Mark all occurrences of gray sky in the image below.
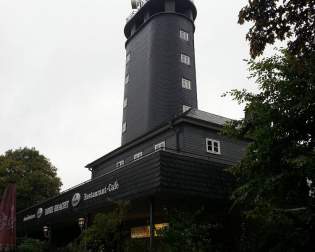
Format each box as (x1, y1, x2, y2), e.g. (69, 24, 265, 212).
(0, 0, 256, 190)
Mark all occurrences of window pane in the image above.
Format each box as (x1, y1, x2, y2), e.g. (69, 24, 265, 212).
(181, 54, 191, 66)
(206, 139, 221, 154)
(122, 122, 127, 133)
(182, 78, 191, 89)
(134, 152, 143, 160)
(183, 105, 191, 113)
(116, 160, 124, 168)
(207, 140, 213, 152)
(123, 98, 128, 108)
(125, 74, 129, 85)
(155, 141, 165, 151)
(180, 30, 189, 41)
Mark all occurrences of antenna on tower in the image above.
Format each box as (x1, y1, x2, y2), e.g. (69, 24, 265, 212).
(131, 0, 139, 9)
(131, 0, 147, 9)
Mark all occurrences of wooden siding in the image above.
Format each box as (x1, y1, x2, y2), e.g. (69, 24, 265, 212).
(181, 124, 248, 164)
(92, 129, 177, 178)
(18, 150, 234, 235)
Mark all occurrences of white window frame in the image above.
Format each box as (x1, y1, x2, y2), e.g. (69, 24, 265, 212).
(134, 152, 143, 160)
(206, 138, 221, 155)
(123, 98, 128, 108)
(182, 78, 191, 90)
(122, 122, 127, 133)
(182, 105, 191, 113)
(180, 30, 189, 41)
(154, 141, 166, 151)
(125, 74, 129, 85)
(181, 54, 191, 66)
(116, 160, 125, 168)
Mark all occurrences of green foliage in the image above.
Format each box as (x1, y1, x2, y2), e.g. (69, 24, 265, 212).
(224, 50, 315, 251)
(57, 241, 88, 252)
(239, 0, 315, 58)
(226, 1, 315, 249)
(0, 147, 62, 211)
(17, 238, 47, 252)
(159, 209, 233, 252)
(80, 202, 129, 252)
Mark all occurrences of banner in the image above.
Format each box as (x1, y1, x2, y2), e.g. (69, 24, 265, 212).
(0, 184, 16, 251)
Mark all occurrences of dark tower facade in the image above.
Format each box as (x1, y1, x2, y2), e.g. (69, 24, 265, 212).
(122, 0, 198, 145)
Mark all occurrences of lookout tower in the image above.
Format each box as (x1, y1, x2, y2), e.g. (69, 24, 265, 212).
(122, 0, 198, 145)
(17, 2, 250, 249)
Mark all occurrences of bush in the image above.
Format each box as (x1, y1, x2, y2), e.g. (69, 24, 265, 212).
(17, 238, 47, 252)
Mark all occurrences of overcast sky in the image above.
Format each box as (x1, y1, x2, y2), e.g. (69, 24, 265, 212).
(0, 0, 256, 190)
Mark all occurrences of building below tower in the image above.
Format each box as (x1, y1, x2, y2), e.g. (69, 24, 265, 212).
(17, 109, 248, 248)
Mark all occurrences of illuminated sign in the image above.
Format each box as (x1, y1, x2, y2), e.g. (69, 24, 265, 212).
(131, 223, 169, 239)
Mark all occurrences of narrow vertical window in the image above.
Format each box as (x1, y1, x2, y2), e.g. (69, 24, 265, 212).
(182, 78, 191, 90)
(125, 74, 129, 85)
(181, 54, 191, 66)
(206, 138, 221, 155)
(126, 53, 131, 63)
(180, 30, 189, 41)
(182, 105, 191, 113)
(123, 98, 128, 108)
(122, 122, 127, 133)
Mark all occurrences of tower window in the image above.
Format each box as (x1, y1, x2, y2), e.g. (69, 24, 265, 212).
(125, 74, 129, 85)
(126, 53, 131, 63)
(182, 105, 191, 113)
(123, 98, 128, 108)
(182, 78, 191, 90)
(180, 30, 189, 41)
(134, 152, 143, 160)
(116, 160, 125, 168)
(154, 141, 166, 151)
(181, 54, 191, 66)
(206, 139, 221, 155)
(122, 122, 127, 133)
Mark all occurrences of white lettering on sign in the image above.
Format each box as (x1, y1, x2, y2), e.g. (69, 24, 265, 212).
(23, 214, 36, 222)
(84, 180, 119, 201)
(44, 201, 69, 216)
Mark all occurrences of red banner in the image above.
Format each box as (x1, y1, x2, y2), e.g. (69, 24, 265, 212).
(0, 184, 16, 251)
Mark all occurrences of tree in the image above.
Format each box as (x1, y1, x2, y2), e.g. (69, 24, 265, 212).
(224, 50, 315, 251)
(158, 207, 241, 252)
(222, 1, 315, 250)
(17, 238, 48, 252)
(239, 0, 315, 58)
(0, 147, 62, 211)
(80, 202, 129, 252)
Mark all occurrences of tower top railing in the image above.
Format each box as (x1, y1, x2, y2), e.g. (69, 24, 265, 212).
(126, 0, 195, 23)
(126, 0, 149, 22)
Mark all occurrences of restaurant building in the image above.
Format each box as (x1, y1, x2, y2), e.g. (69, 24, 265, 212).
(17, 0, 248, 248)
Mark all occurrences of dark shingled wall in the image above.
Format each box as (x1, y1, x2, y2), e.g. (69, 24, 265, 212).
(122, 12, 198, 145)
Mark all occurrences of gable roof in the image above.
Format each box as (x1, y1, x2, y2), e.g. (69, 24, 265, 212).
(184, 109, 232, 126)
